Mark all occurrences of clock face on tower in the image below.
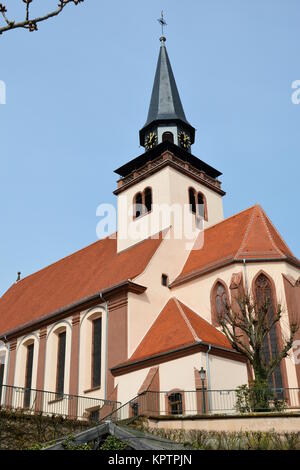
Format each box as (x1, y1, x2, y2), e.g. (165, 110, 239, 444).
(145, 132, 157, 150)
(178, 131, 191, 150)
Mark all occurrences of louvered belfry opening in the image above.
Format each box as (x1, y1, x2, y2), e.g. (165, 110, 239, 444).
(255, 273, 283, 393)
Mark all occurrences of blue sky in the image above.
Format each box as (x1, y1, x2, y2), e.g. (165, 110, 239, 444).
(0, 0, 299, 296)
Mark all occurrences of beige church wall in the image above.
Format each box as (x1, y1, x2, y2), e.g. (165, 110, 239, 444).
(117, 166, 172, 252)
(43, 318, 72, 395)
(171, 263, 242, 324)
(117, 165, 224, 253)
(115, 367, 151, 406)
(209, 355, 248, 391)
(115, 352, 248, 411)
(128, 227, 196, 357)
(167, 166, 224, 229)
(78, 306, 106, 400)
(14, 332, 39, 392)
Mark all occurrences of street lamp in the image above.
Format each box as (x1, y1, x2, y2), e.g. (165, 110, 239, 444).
(199, 367, 206, 414)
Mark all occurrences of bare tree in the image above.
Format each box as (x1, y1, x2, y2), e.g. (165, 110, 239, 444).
(0, 0, 84, 36)
(219, 294, 298, 386)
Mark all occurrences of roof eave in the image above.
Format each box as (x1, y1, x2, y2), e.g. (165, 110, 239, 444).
(0, 280, 147, 342)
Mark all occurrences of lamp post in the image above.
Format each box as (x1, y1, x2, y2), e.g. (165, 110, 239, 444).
(199, 367, 206, 414)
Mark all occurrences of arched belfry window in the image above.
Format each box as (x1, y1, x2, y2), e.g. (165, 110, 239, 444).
(188, 188, 208, 221)
(162, 131, 174, 143)
(189, 188, 196, 214)
(254, 273, 283, 391)
(133, 188, 153, 219)
(211, 281, 229, 326)
(144, 187, 152, 213)
(133, 192, 143, 219)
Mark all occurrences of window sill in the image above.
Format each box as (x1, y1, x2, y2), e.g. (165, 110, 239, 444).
(83, 386, 101, 394)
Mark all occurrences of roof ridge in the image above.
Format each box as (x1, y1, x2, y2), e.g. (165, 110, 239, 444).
(173, 297, 201, 342)
(234, 205, 258, 259)
(256, 206, 285, 257)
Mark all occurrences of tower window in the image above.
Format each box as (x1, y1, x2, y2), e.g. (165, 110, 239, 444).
(162, 131, 174, 143)
(144, 187, 152, 213)
(133, 192, 143, 219)
(161, 274, 169, 287)
(189, 188, 208, 221)
(133, 188, 153, 219)
(189, 188, 196, 214)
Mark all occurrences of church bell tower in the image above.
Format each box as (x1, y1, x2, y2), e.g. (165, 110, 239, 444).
(115, 20, 225, 253)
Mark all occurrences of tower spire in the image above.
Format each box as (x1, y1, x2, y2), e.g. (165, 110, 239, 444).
(139, 16, 195, 151)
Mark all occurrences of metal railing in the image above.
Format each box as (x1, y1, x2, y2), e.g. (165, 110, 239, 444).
(100, 388, 300, 423)
(0, 384, 120, 421)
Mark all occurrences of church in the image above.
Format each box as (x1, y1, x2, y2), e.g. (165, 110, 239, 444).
(0, 33, 299, 420)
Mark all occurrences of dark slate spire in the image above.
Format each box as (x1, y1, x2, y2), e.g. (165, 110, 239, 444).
(139, 37, 195, 149)
(144, 37, 189, 126)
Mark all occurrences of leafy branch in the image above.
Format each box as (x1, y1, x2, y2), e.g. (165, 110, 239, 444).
(0, 0, 84, 35)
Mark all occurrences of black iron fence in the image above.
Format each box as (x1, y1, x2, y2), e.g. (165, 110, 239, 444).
(0, 384, 120, 421)
(102, 388, 300, 422)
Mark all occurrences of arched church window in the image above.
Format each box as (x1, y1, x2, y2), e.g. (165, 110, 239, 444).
(254, 273, 283, 392)
(189, 188, 196, 214)
(24, 342, 34, 408)
(144, 187, 152, 214)
(211, 281, 229, 326)
(162, 131, 174, 143)
(56, 330, 66, 397)
(0, 356, 4, 404)
(216, 283, 229, 322)
(133, 192, 143, 219)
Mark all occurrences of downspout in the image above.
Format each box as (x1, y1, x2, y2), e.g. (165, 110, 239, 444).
(100, 293, 109, 400)
(206, 344, 212, 411)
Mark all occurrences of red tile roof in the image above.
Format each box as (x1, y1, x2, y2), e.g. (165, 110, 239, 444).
(128, 297, 232, 364)
(0, 234, 163, 336)
(173, 205, 299, 286)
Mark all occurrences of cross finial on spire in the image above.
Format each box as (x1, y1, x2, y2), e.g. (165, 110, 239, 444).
(157, 11, 167, 42)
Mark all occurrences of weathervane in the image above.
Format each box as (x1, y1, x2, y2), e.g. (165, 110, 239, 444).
(157, 11, 167, 41)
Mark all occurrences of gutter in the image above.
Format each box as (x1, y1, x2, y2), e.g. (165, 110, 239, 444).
(111, 341, 247, 376)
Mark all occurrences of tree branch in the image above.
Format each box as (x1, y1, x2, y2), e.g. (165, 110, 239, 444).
(0, 0, 84, 35)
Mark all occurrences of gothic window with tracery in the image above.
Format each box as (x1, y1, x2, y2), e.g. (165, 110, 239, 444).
(255, 273, 283, 392)
(211, 281, 229, 326)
